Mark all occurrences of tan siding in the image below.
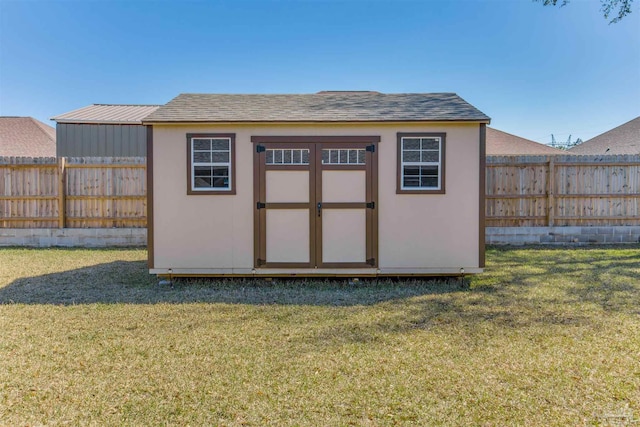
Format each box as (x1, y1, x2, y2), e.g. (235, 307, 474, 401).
(152, 123, 481, 272)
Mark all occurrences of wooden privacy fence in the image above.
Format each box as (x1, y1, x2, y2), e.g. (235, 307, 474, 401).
(2, 154, 639, 229)
(486, 154, 640, 227)
(0, 157, 146, 228)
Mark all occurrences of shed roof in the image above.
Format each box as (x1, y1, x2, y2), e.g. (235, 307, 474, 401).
(52, 104, 160, 124)
(0, 117, 56, 157)
(486, 127, 564, 155)
(568, 116, 640, 155)
(143, 92, 490, 123)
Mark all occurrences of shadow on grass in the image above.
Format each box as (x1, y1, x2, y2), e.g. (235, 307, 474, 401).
(471, 245, 640, 317)
(1, 245, 638, 338)
(0, 260, 468, 306)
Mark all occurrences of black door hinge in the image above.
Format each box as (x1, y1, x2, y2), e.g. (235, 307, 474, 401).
(257, 202, 266, 209)
(365, 144, 375, 153)
(256, 145, 266, 153)
(256, 258, 265, 267)
(366, 258, 376, 266)
(366, 202, 375, 209)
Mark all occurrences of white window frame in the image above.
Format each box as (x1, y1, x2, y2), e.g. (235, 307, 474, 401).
(397, 133, 446, 194)
(187, 134, 236, 195)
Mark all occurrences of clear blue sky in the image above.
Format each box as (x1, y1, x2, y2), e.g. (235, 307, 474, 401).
(1, 0, 638, 143)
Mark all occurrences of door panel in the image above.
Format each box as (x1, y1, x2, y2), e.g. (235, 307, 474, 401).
(321, 170, 366, 203)
(266, 170, 309, 203)
(316, 142, 375, 268)
(266, 210, 310, 263)
(255, 142, 315, 268)
(321, 209, 366, 263)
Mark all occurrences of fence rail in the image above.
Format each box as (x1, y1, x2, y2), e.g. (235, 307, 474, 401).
(0, 157, 146, 228)
(486, 154, 640, 227)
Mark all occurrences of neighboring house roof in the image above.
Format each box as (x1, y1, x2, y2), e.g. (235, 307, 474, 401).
(0, 117, 56, 157)
(143, 92, 491, 123)
(51, 104, 160, 124)
(568, 116, 640, 155)
(486, 127, 564, 155)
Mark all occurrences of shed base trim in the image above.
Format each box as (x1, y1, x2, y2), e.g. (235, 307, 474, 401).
(150, 267, 482, 277)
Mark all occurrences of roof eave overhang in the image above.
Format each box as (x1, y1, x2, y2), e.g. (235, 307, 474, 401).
(141, 118, 491, 125)
(52, 119, 145, 125)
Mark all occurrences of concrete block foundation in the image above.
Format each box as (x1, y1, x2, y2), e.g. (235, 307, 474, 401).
(1, 227, 638, 248)
(0, 228, 147, 247)
(486, 226, 640, 246)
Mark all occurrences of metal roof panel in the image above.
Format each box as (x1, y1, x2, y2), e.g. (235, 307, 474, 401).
(52, 104, 160, 124)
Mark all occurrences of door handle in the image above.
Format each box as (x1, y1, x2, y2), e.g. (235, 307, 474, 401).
(317, 202, 322, 217)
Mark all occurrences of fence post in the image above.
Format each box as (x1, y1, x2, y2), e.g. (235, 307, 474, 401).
(58, 157, 66, 228)
(547, 157, 555, 227)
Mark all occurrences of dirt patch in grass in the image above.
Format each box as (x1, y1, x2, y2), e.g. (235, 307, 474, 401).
(0, 246, 639, 425)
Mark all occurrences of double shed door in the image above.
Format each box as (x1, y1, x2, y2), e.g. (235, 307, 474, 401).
(253, 138, 378, 269)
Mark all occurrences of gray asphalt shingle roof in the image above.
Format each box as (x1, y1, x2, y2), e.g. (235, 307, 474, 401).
(143, 92, 490, 123)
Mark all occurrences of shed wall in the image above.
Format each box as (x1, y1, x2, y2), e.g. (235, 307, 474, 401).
(56, 123, 148, 157)
(151, 123, 481, 273)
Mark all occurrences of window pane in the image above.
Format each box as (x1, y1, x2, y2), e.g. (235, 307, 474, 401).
(422, 151, 439, 162)
(421, 177, 438, 188)
(403, 150, 421, 162)
(193, 151, 211, 163)
(320, 150, 329, 163)
(194, 166, 212, 177)
(266, 150, 274, 164)
(339, 151, 348, 164)
(211, 139, 229, 150)
(404, 166, 420, 176)
(274, 150, 283, 163)
(422, 165, 439, 176)
(403, 138, 420, 150)
(211, 152, 229, 162)
(194, 177, 212, 188)
(302, 150, 309, 164)
(293, 150, 301, 163)
(403, 177, 420, 187)
(212, 166, 229, 177)
(358, 150, 365, 164)
(422, 138, 439, 150)
(348, 150, 358, 163)
(193, 139, 210, 150)
(330, 150, 338, 164)
(213, 177, 229, 188)
(284, 150, 292, 163)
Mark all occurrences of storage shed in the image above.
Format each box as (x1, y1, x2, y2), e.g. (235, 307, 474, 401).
(143, 92, 490, 277)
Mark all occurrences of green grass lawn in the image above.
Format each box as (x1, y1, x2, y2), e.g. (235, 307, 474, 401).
(0, 246, 638, 426)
